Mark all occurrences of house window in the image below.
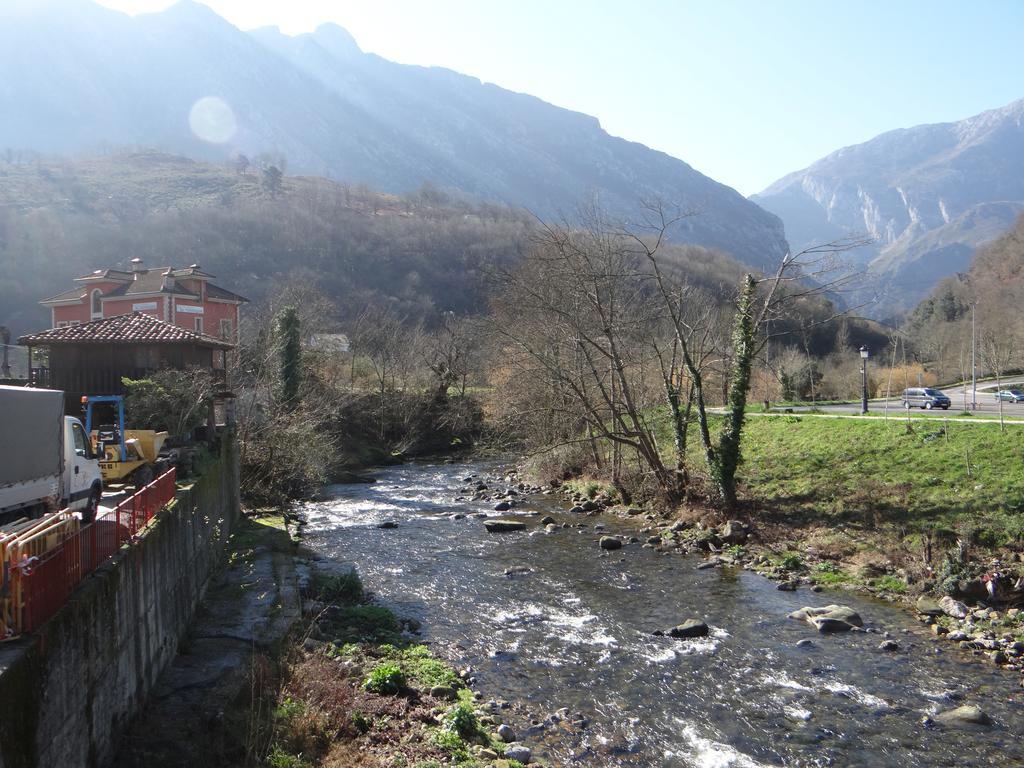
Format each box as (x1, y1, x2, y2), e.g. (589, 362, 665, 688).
(56, 321, 69, 328)
(90, 289, 103, 319)
(219, 318, 233, 341)
(194, 317, 203, 334)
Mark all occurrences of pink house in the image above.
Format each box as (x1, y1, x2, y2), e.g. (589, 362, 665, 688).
(40, 259, 247, 343)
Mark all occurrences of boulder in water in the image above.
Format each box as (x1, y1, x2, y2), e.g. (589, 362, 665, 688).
(668, 619, 709, 638)
(789, 604, 863, 631)
(915, 596, 944, 616)
(934, 704, 992, 728)
(494, 501, 512, 511)
(485, 520, 526, 533)
(540, 515, 556, 525)
(377, 520, 399, 529)
(599, 536, 622, 550)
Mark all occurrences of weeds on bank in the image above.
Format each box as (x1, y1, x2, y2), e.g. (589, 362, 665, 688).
(265, 568, 527, 768)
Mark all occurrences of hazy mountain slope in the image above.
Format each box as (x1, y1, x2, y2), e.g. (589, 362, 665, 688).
(753, 98, 1024, 315)
(0, 0, 788, 269)
(0, 152, 758, 338)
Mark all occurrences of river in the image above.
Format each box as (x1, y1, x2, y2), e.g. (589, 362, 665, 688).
(300, 461, 1024, 767)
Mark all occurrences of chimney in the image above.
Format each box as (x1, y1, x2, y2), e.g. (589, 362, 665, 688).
(130, 257, 144, 278)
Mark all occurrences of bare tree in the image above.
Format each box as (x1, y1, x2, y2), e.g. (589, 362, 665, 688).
(980, 329, 1017, 431)
(626, 201, 871, 507)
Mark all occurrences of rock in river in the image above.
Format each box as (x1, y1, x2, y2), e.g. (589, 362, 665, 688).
(939, 596, 970, 619)
(599, 536, 622, 550)
(504, 744, 532, 763)
(789, 604, 863, 632)
(377, 520, 399, 529)
(915, 596, 944, 616)
(719, 520, 748, 544)
(485, 521, 526, 533)
(934, 704, 992, 728)
(494, 501, 512, 511)
(668, 619, 709, 638)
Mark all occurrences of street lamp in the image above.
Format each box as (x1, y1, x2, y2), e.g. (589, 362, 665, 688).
(859, 346, 869, 414)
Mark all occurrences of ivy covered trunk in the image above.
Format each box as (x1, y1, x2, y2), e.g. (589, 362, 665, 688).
(711, 273, 757, 509)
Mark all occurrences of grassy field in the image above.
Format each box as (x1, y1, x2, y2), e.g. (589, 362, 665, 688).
(643, 410, 1024, 554)
(729, 414, 1024, 546)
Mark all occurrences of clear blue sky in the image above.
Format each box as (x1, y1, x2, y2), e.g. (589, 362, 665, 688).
(95, 0, 1024, 195)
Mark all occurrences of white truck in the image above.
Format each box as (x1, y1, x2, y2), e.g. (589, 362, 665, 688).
(0, 385, 103, 524)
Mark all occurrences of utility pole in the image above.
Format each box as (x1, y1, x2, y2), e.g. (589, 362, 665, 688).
(860, 346, 869, 414)
(971, 302, 977, 410)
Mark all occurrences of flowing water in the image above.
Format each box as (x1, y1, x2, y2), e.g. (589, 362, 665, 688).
(301, 461, 1024, 767)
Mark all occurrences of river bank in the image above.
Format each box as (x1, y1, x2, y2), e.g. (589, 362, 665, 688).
(526, 472, 1024, 689)
(297, 459, 1024, 767)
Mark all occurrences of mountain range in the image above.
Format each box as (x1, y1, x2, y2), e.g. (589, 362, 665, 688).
(0, 0, 788, 271)
(754, 98, 1024, 317)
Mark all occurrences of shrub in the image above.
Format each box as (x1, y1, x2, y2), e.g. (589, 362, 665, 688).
(430, 728, 471, 760)
(267, 746, 312, 768)
(444, 702, 480, 740)
(350, 711, 371, 733)
(315, 569, 364, 605)
(364, 663, 406, 694)
(122, 367, 214, 441)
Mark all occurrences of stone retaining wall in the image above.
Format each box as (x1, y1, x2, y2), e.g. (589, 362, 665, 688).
(0, 436, 240, 768)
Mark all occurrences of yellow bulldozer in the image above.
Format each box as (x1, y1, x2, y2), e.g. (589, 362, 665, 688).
(83, 395, 169, 487)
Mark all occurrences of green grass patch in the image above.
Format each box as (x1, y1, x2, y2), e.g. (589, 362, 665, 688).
(677, 412, 1024, 542)
(562, 477, 618, 502)
(378, 644, 462, 689)
(871, 575, 909, 594)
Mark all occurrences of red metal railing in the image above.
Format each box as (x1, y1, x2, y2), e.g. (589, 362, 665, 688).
(8, 468, 177, 636)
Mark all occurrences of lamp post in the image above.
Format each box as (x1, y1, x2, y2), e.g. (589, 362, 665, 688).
(860, 346, 869, 414)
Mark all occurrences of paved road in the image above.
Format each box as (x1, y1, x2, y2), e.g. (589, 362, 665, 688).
(783, 378, 1024, 417)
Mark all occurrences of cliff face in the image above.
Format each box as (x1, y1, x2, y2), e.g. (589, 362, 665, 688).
(754, 98, 1024, 315)
(0, 0, 788, 269)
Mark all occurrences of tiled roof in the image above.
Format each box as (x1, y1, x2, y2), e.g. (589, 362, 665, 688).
(19, 313, 234, 349)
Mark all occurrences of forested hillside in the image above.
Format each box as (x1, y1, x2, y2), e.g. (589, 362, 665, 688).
(0, 152, 756, 336)
(905, 213, 1024, 380)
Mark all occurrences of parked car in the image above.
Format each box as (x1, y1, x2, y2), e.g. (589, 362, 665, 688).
(994, 388, 1024, 403)
(901, 387, 951, 410)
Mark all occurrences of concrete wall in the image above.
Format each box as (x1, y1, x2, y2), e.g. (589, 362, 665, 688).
(0, 437, 240, 768)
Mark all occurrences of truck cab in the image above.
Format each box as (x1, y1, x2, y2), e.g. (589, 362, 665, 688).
(66, 415, 103, 521)
(0, 386, 103, 524)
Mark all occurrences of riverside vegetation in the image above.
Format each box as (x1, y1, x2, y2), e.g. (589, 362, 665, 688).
(264, 565, 538, 768)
